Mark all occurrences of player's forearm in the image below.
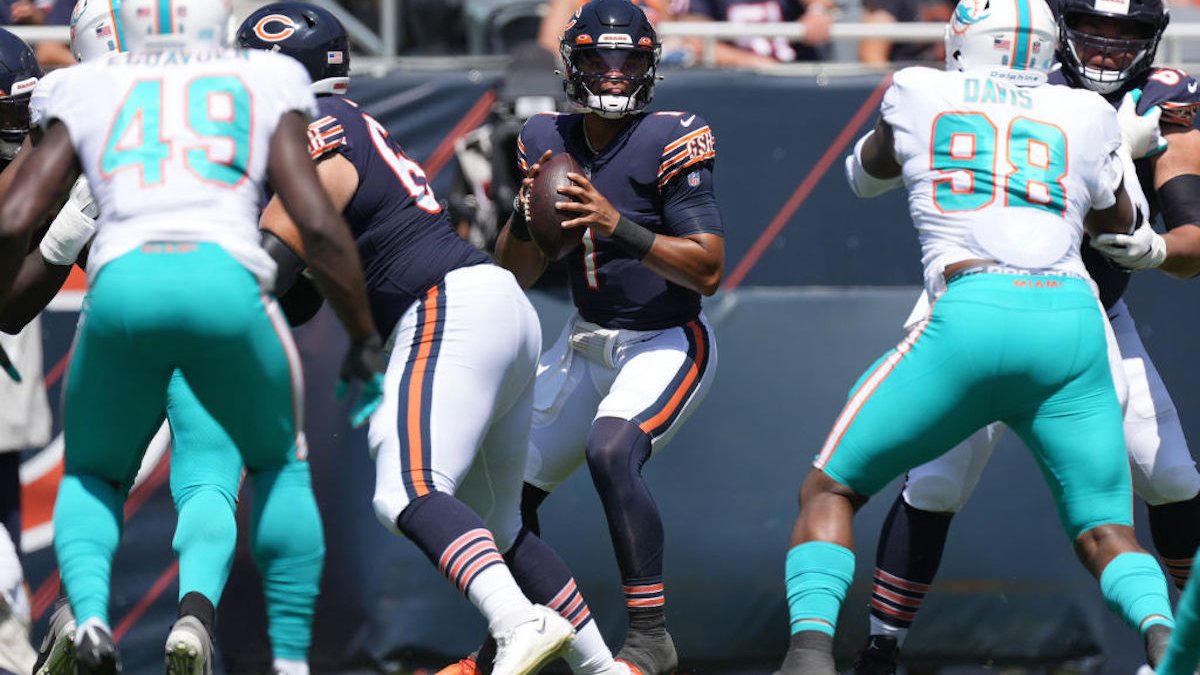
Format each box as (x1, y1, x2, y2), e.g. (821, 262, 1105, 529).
(642, 234, 724, 296)
(0, 251, 71, 334)
(495, 219, 547, 289)
(1158, 225, 1200, 278)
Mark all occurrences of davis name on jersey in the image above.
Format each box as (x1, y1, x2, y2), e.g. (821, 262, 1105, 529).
(307, 95, 488, 338)
(517, 110, 723, 331)
(882, 67, 1125, 297)
(31, 48, 316, 286)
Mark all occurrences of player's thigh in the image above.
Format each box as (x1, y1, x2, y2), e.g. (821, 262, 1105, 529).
(524, 319, 605, 492)
(815, 303, 994, 497)
(64, 264, 174, 486)
(598, 316, 717, 451)
(1111, 304, 1200, 505)
(902, 423, 1004, 513)
(178, 271, 303, 472)
(372, 268, 535, 529)
(165, 369, 242, 505)
(1008, 358, 1131, 540)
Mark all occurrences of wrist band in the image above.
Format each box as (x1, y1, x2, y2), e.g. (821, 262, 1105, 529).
(509, 195, 532, 242)
(612, 216, 655, 260)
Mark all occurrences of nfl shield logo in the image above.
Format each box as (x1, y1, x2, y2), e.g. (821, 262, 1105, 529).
(327, 51, 344, 64)
(687, 172, 700, 187)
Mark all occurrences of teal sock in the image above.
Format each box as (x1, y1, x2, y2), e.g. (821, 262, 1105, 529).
(251, 461, 325, 660)
(54, 475, 124, 625)
(785, 542, 855, 637)
(1099, 552, 1174, 635)
(1158, 553, 1200, 675)
(173, 486, 237, 606)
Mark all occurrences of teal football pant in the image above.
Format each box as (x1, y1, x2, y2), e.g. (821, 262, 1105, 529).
(55, 243, 322, 661)
(817, 273, 1131, 540)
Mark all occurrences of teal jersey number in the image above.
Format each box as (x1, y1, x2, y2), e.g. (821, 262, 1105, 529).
(102, 80, 170, 185)
(930, 112, 1067, 215)
(103, 76, 252, 187)
(932, 112, 996, 212)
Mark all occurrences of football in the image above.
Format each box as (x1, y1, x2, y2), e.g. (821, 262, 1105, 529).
(527, 152, 586, 261)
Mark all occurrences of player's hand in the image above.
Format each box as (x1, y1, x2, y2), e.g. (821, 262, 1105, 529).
(0, 342, 20, 383)
(518, 150, 553, 223)
(1090, 220, 1167, 270)
(337, 333, 386, 428)
(1118, 89, 1167, 160)
(40, 176, 98, 267)
(556, 172, 621, 236)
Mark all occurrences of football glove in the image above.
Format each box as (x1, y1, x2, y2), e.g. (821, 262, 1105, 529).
(337, 333, 386, 428)
(1118, 89, 1167, 160)
(40, 176, 98, 266)
(1090, 220, 1166, 270)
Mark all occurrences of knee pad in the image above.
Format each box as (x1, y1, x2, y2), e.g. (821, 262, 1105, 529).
(902, 474, 969, 513)
(585, 417, 652, 486)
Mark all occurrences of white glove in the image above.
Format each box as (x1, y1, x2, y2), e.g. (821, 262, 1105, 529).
(1090, 220, 1167, 270)
(1135, 665, 1154, 675)
(1118, 90, 1167, 160)
(40, 176, 98, 266)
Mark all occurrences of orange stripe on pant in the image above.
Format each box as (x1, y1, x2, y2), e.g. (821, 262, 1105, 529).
(406, 286, 441, 497)
(638, 321, 707, 436)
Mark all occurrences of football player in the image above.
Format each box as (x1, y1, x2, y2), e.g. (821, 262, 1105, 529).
(238, 4, 635, 675)
(779, 0, 1178, 671)
(0, 26, 43, 675)
(0, 0, 385, 672)
(1, 3, 330, 674)
(486, 1, 723, 673)
(852, 0, 1200, 669)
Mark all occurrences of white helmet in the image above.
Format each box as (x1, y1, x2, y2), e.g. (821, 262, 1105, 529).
(69, 0, 123, 63)
(944, 0, 1058, 85)
(118, 0, 231, 52)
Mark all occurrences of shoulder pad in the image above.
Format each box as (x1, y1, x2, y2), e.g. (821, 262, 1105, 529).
(1140, 68, 1200, 127)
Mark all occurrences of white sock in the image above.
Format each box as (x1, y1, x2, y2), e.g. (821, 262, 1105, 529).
(74, 618, 111, 647)
(465, 565, 534, 637)
(869, 615, 909, 647)
(562, 621, 616, 674)
(272, 658, 309, 675)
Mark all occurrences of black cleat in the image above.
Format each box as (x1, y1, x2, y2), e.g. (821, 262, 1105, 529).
(617, 629, 678, 675)
(1145, 623, 1171, 669)
(848, 635, 899, 675)
(775, 631, 836, 675)
(74, 620, 120, 675)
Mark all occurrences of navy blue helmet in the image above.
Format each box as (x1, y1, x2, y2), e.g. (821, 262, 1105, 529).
(235, 2, 350, 96)
(560, 0, 660, 118)
(0, 27, 41, 159)
(1056, 0, 1169, 94)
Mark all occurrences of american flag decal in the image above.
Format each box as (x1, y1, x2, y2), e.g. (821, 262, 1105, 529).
(993, 37, 1011, 49)
(327, 51, 344, 64)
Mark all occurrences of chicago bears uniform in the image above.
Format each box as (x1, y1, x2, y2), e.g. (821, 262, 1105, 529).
(239, 5, 642, 674)
(499, 3, 724, 672)
(853, 35, 1200, 675)
(780, 0, 1179, 670)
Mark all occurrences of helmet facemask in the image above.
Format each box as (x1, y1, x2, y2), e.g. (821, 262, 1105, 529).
(561, 42, 659, 118)
(0, 93, 31, 160)
(1061, 12, 1162, 94)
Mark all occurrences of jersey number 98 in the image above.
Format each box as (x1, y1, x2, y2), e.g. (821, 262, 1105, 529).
(102, 76, 251, 188)
(930, 112, 1067, 215)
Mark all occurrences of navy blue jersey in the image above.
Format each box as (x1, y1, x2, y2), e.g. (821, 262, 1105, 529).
(1049, 65, 1200, 309)
(309, 96, 488, 337)
(517, 111, 723, 330)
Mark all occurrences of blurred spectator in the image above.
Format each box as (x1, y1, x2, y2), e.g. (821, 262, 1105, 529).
(6, 0, 71, 67)
(675, 0, 835, 67)
(857, 0, 953, 65)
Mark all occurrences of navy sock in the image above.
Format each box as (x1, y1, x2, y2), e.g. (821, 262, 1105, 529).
(1149, 493, 1200, 589)
(869, 495, 954, 630)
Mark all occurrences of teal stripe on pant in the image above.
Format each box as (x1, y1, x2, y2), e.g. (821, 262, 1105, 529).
(818, 274, 1130, 540)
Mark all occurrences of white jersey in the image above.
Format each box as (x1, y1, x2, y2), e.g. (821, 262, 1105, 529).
(882, 67, 1126, 298)
(31, 48, 317, 286)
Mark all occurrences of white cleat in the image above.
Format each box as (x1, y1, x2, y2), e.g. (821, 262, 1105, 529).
(164, 616, 212, 675)
(32, 599, 75, 675)
(491, 605, 575, 675)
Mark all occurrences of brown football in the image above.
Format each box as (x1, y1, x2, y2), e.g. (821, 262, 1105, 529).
(527, 152, 586, 261)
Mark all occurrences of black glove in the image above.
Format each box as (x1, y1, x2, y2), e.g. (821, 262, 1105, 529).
(337, 334, 386, 428)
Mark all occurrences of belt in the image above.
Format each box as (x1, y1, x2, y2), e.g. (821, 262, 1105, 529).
(944, 262, 1085, 285)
